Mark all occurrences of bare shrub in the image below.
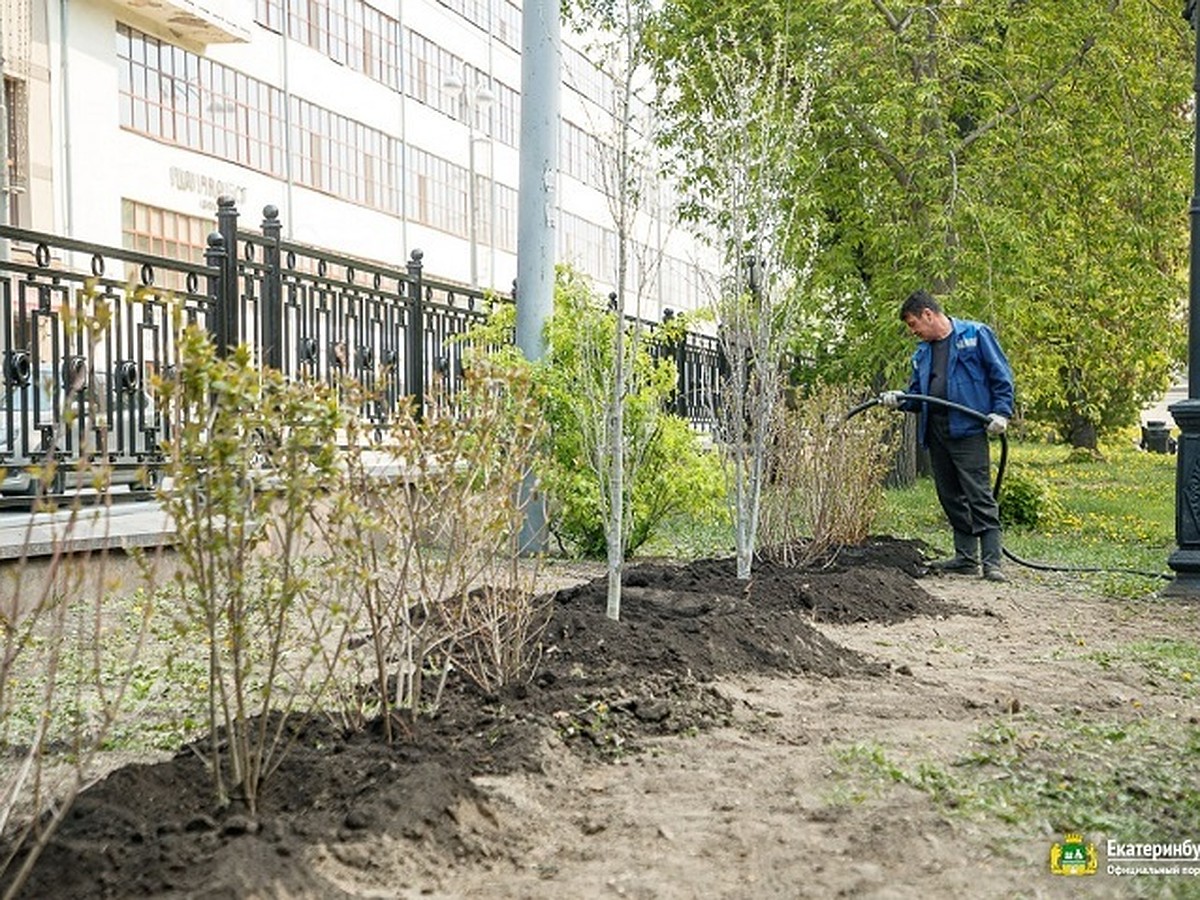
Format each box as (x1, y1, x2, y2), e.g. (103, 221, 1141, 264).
(760, 384, 896, 567)
(325, 359, 545, 741)
(440, 583, 549, 697)
(158, 323, 346, 815)
(0, 538, 159, 899)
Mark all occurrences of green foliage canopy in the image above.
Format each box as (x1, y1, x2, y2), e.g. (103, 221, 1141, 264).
(465, 269, 726, 557)
(644, 0, 1192, 446)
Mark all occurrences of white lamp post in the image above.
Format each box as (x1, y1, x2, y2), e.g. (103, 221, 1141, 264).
(443, 71, 494, 289)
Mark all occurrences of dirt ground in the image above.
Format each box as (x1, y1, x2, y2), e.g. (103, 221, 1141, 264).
(6, 538, 1198, 899)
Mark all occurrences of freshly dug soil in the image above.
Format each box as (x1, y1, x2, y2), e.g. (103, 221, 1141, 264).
(5, 537, 980, 899)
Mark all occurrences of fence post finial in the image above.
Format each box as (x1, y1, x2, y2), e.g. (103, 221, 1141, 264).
(261, 205, 283, 370)
(215, 196, 239, 356)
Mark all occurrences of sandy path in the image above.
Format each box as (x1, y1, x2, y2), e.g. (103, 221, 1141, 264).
(403, 575, 1194, 899)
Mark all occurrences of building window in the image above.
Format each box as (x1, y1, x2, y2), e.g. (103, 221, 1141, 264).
(118, 23, 398, 216)
(662, 255, 700, 313)
(408, 147, 465, 236)
(405, 30, 460, 118)
(120, 199, 211, 291)
(256, 0, 402, 91)
(3, 77, 24, 227)
(290, 0, 352, 65)
(490, 80, 518, 148)
(563, 45, 616, 114)
(437, 0, 490, 30)
(250, 7, 514, 147)
(494, 183, 517, 253)
(562, 120, 604, 188)
(117, 24, 287, 178)
(255, 0, 285, 33)
(494, 0, 521, 51)
(289, 97, 400, 213)
(560, 211, 616, 285)
(361, 4, 401, 90)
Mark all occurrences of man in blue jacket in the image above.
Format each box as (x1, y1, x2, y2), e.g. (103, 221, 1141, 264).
(881, 290, 1015, 582)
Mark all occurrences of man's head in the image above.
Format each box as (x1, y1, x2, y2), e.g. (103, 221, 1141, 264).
(900, 289, 952, 342)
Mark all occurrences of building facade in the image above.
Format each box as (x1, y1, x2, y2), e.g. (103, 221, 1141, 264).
(2, 0, 711, 318)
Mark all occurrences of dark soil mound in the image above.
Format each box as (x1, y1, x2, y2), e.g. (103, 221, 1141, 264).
(4, 537, 962, 899)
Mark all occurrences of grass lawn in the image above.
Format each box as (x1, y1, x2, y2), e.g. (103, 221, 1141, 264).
(877, 433, 1177, 599)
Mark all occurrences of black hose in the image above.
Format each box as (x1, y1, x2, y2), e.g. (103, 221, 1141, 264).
(850, 392, 1170, 581)
(846, 393, 1008, 496)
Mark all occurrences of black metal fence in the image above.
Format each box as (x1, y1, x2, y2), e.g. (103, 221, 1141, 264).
(0, 201, 720, 506)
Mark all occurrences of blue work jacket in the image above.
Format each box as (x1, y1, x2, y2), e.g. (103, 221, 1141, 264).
(903, 318, 1015, 446)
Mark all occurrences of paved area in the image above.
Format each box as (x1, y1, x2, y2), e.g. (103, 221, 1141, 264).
(0, 500, 174, 561)
(1142, 376, 1188, 429)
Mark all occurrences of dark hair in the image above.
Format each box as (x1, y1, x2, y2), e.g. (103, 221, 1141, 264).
(900, 289, 942, 320)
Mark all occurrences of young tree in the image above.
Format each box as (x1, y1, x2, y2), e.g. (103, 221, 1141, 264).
(662, 33, 820, 580)
(460, 280, 726, 568)
(567, 0, 672, 619)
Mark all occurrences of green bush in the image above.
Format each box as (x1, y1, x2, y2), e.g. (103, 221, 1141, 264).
(463, 268, 726, 558)
(551, 412, 726, 557)
(999, 468, 1052, 530)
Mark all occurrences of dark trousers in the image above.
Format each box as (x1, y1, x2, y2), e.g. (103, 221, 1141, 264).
(926, 415, 1001, 536)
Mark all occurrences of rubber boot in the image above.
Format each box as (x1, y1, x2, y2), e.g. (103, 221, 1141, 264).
(929, 531, 980, 575)
(981, 529, 1006, 582)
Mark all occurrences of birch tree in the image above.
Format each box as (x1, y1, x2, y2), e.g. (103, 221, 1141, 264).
(665, 35, 819, 580)
(568, 0, 670, 619)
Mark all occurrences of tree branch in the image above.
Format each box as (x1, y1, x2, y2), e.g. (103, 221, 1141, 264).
(957, 10, 1113, 155)
(842, 106, 912, 189)
(870, 0, 902, 33)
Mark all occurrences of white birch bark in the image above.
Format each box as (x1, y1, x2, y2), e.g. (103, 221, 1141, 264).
(576, 0, 666, 620)
(679, 36, 819, 580)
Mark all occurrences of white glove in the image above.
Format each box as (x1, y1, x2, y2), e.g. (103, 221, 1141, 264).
(987, 414, 1008, 435)
(879, 390, 905, 409)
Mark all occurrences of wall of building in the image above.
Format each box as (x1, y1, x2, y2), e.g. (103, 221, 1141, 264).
(8, 0, 715, 317)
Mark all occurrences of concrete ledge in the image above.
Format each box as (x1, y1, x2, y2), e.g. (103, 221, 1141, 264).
(0, 451, 446, 560)
(0, 503, 176, 561)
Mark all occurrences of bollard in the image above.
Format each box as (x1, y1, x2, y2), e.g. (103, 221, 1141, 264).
(1141, 420, 1175, 453)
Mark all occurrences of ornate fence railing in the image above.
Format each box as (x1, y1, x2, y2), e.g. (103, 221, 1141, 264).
(0, 200, 721, 507)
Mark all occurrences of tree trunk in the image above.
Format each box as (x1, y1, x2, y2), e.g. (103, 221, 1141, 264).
(885, 415, 919, 488)
(606, 236, 629, 621)
(606, 366, 625, 620)
(1066, 415, 1098, 451)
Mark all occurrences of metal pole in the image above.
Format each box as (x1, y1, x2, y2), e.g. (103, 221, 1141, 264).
(516, 0, 558, 364)
(487, 138, 496, 291)
(0, 13, 9, 263)
(467, 95, 478, 288)
(280, 0, 296, 239)
(59, 0, 73, 236)
(516, 0, 560, 552)
(1167, 0, 1200, 596)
